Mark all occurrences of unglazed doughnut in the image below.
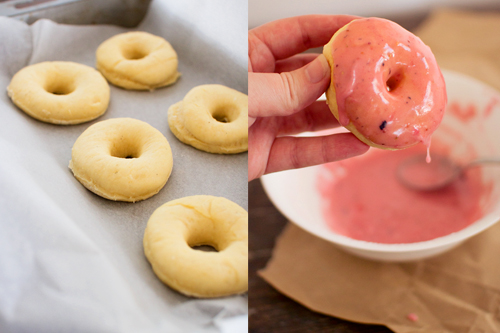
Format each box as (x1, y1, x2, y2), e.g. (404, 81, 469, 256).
(96, 31, 180, 90)
(143, 195, 248, 298)
(7, 61, 109, 125)
(323, 18, 447, 150)
(69, 118, 173, 202)
(168, 84, 248, 154)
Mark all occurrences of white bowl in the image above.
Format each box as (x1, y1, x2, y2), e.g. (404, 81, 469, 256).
(261, 69, 500, 262)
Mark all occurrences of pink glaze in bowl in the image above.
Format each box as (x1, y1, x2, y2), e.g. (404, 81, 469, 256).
(261, 70, 500, 262)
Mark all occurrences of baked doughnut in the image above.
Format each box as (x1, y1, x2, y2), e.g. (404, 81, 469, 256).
(96, 31, 180, 90)
(143, 195, 248, 298)
(168, 84, 248, 154)
(323, 18, 447, 150)
(7, 61, 109, 125)
(69, 118, 173, 202)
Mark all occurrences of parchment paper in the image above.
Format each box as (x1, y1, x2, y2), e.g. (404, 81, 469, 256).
(0, 1, 248, 332)
(259, 9, 500, 333)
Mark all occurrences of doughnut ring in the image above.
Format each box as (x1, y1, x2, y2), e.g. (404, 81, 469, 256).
(323, 18, 447, 149)
(143, 195, 248, 298)
(7, 61, 110, 125)
(69, 118, 173, 202)
(96, 31, 180, 90)
(168, 84, 248, 154)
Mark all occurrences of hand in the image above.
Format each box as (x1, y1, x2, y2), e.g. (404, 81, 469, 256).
(248, 15, 369, 181)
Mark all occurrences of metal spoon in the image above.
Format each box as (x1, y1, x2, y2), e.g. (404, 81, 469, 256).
(397, 154, 500, 191)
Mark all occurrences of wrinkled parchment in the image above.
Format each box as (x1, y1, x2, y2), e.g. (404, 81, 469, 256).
(0, 1, 248, 332)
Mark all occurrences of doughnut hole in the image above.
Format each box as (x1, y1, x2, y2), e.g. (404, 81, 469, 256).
(210, 103, 240, 123)
(192, 245, 218, 252)
(386, 68, 405, 92)
(188, 234, 221, 253)
(121, 43, 150, 60)
(44, 77, 76, 95)
(186, 219, 234, 253)
(109, 139, 143, 159)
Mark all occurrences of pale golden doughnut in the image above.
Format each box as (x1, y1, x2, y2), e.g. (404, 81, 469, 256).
(96, 31, 180, 90)
(168, 84, 248, 154)
(143, 195, 248, 298)
(69, 118, 173, 202)
(7, 61, 109, 125)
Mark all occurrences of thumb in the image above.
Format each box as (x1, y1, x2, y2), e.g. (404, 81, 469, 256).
(249, 54, 330, 119)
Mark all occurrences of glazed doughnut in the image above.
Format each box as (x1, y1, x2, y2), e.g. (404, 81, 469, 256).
(323, 18, 447, 149)
(143, 195, 248, 298)
(7, 61, 109, 125)
(168, 84, 248, 154)
(69, 118, 173, 202)
(96, 31, 180, 90)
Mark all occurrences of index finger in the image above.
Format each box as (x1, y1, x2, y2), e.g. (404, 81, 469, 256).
(249, 15, 358, 63)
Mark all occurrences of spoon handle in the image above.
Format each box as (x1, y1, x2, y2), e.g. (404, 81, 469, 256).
(468, 157, 500, 167)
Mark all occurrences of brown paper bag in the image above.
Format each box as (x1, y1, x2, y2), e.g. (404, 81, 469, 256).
(259, 9, 500, 333)
(260, 223, 500, 332)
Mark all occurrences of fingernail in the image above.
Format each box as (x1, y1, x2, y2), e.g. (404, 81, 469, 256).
(305, 55, 330, 84)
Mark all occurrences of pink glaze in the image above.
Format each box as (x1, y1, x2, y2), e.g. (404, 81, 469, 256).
(398, 154, 457, 189)
(483, 97, 499, 118)
(317, 143, 489, 244)
(448, 102, 476, 122)
(330, 18, 447, 148)
(407, 313, 419, 322)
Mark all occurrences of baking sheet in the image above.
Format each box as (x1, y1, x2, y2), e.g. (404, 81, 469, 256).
(0, 0, 248, 332)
